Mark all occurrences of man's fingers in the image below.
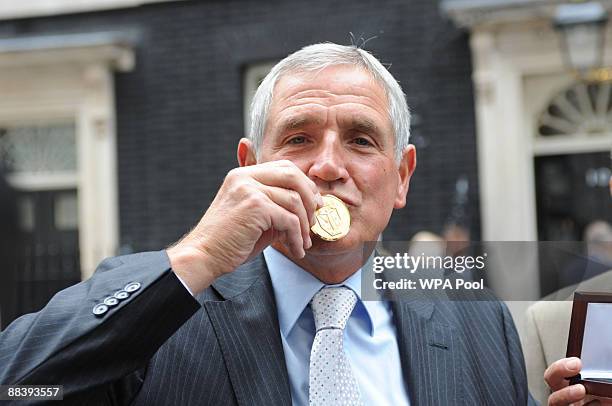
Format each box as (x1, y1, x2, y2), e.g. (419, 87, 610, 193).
(262, 185, 312, 249)
(545, 357, 582, 391)
(265, 200, 306, 258)
(249, 161, 322, 219)
(548, 384, 585, 406)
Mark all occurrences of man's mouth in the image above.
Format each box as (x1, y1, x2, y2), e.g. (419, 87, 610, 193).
(319, 193, 357, 207)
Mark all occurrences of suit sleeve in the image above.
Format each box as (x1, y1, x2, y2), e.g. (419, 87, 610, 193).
(0, 250, 201, 404)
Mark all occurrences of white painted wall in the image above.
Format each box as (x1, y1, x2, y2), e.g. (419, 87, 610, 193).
(0, 0, 184, 21)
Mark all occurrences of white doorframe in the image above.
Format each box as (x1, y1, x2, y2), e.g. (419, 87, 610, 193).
(471, 17, 612, 283)
(0, 33, 134, 279)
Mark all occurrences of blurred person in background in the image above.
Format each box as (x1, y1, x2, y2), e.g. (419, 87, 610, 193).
(558, 220, 612, 288)
(408, 231, 445, 280)
(408, 230, 445, 262)
(442, 222, 470, 258)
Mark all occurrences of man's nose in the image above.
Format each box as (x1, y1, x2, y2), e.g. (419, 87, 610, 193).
(307, 134, 349, 184)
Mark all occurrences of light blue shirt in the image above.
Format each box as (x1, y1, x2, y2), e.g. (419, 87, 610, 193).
(263, 247, 411, 406)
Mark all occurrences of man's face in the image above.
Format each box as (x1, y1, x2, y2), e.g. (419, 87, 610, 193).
(249, 64, 415, 255)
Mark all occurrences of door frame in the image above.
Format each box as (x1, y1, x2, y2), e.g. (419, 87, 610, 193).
(0, 32, 134, 279)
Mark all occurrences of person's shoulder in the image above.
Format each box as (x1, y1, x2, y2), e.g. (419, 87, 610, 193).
(527, 269, 612, 324)
(528, 294, 572, 322)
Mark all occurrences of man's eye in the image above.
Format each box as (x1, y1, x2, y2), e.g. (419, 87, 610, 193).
(353, 137, 372, 146)
(288, 136, 306, 144)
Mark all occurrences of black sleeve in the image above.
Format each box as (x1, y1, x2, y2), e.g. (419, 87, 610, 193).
(0, 250, 201, 404)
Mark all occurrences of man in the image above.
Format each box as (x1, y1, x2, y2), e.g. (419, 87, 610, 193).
(557, 221, 612, 289)
(525, 184, 612, 406)
(1, 43, 531, 405)
(525, 269, 612, 405)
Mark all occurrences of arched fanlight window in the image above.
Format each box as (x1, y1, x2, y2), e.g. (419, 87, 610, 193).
(538, 82, 612, 137)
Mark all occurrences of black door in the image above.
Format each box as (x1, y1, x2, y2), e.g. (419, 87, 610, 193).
(535, 152, 612, 294)
(15, 189, 80, 317)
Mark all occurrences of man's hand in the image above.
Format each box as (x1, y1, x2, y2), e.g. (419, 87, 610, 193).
(545, 357, 612, 405)
(545, 358, 585, 405)
(167, 160, 323, 294)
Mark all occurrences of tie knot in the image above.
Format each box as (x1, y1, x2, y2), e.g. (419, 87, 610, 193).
(310, 286, 357, 331)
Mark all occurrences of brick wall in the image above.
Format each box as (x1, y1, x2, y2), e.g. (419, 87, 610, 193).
(0, 0, 480, 251)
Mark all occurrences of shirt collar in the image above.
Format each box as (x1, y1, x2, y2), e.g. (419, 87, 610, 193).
(264, 246, 375, 337)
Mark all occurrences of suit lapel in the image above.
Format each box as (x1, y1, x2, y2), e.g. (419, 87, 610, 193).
(392, 298, 463, 406)
(201, 252, 463, 405)
(202, 255, 292, 406)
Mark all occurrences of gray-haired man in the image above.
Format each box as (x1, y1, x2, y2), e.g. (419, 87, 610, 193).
(0, 43, 532, 405)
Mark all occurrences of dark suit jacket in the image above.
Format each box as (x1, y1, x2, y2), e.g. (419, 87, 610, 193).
(0, 250, 532, 405)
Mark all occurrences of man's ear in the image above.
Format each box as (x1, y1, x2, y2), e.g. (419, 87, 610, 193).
(394, 145, 417, 209)
(237, 138, 258, 167)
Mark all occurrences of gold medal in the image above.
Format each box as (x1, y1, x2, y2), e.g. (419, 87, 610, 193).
(311, 194, 351, 241)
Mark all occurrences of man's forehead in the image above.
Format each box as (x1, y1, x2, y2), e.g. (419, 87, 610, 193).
(261, 64, 393, 139)
(273, 65, 382, 96)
